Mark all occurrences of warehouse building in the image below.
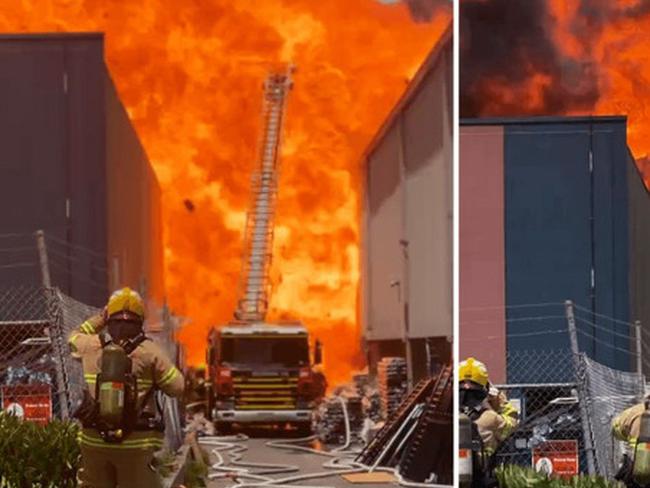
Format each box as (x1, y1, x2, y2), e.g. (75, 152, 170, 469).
(361, 27, 452, 383)
(0, 33, 164, 308)
(460, 116, 650, 382)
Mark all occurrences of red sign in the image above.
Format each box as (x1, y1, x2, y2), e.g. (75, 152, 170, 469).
(532, 440, 579, 478)
(1, 384, 52, 425)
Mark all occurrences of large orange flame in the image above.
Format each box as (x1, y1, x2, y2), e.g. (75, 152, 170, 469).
(2, 1, 450, 385)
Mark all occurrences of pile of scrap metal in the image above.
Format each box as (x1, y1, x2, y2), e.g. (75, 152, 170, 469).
(355, 364, 453, 484)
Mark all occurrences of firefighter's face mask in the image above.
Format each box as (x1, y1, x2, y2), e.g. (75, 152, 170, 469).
(107, 317, 143, 343)
(459, 381, 488, 413)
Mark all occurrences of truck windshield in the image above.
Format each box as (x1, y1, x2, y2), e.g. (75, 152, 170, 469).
(220, 337, 309, 367)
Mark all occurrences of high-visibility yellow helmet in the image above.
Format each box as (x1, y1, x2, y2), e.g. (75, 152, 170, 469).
(458, 357, 489, 388)
(107, 287, 145, 320)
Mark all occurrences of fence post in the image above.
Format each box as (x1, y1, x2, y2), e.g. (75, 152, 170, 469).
(565, 300, 597, 475)
(45, 290, 70, 420)
(35, 230, 51, 288)
(635, 321, 643, 376)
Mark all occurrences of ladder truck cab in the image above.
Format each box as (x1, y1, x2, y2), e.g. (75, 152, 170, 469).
(206, 322, 324, 432)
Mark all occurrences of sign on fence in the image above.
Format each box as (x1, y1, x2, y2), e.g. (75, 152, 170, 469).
(532, 440, 579, 478)
(1, 384, 52, 425)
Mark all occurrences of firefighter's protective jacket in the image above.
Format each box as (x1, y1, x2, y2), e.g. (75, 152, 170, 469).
(68, 314, 184, 450)
(613, 402, 645, 449)
(475, 389, 519, 455)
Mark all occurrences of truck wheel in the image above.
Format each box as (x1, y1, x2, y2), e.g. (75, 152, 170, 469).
(295, 422, 313, 438)
(216, 422, 233, 436)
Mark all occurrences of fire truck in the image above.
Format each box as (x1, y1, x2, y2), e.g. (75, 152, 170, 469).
(206, 323, 323, 433)
(205, 67, 325, 432)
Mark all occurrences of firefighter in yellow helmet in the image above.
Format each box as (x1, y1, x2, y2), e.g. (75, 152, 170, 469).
(459, 358, 519, 458)
(611, 400, 650, 485)
(68, 287, 184, 488)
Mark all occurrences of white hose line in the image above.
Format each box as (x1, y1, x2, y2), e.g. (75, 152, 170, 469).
(333, 396, 351, 452)
(200, 398, 452, 488)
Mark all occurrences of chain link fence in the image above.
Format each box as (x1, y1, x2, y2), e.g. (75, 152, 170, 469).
(0, 285, 185, 451)
(581, 355, 644, 479)
(468, 301, 648, 478)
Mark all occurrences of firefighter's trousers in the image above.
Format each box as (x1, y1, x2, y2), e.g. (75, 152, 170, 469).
(77, 444, 162, 488)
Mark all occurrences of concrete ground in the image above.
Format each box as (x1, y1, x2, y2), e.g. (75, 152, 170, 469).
(201, 430, 398, 488)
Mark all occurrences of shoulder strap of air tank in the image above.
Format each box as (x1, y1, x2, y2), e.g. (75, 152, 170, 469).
(123, 333, 149, 355)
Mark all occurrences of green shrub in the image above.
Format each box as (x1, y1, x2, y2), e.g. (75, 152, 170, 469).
(495, 465, 622, 488)
(0, 413, 80, 488)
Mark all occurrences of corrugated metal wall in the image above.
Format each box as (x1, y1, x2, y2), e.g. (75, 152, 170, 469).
(366, 124, 404, 341)
(106, 73, 165, 306)
(0, 34, 163, 308)
(627, 151, 650, 375)
(459, 125, 506, 383)
(403, 52, 452, 340)
(363, 32, 452, 347)
(64, 37, 109, 306)
(504, 119, 630, 372)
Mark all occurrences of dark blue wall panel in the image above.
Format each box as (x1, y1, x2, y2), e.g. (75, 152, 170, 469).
(503, 118, 631, 380)
(592, 121, 630, 370)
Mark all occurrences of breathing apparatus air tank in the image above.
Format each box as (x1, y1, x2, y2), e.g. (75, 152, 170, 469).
(97, 343, 132, 430)
(459, 413, 473, 488)
(633, 401, 650, 485)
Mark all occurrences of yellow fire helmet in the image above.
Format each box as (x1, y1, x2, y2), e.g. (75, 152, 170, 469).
(106, 287, 145, 320)
(458, 357, 489, 388)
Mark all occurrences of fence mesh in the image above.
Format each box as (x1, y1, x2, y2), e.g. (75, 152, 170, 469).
(0, 285, 184, 452)
(463, 301, 648, 478)
(581, 355, 644, 479)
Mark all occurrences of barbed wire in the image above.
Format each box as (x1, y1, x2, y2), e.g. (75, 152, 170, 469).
(44, 233, 106, 260)
(576, 328, 635, 356)
(461, 302, 563, 312)
(0, 262, 38, 270)
(574, 315, 634, 341)
(573, 303, 638, 328)
(48, 259, 107, 291)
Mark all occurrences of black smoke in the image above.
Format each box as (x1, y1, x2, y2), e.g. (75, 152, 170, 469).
(461, 0, 650, 118)
(404, 0, 451, 22)
(461, 0, 602, 117)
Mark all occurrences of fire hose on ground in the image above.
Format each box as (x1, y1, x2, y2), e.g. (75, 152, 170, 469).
(197, 397, 453, 488)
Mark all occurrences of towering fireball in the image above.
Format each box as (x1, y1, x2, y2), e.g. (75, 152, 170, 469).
(1, 0, 450, 384)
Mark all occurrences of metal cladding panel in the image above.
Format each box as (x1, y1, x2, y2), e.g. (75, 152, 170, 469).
(402, 57, 452, 339)
(0, 34, 161, 309)
(503, 118, 631, 378)
(366, 122, 404, 341)
(64, 38, 109, 306)
(627, 152, 650, 375)
(459, 125, 506, 383)
(105, 75, 164, 305)
(504, 122, 592, 380)
(0, 39, 69, 287)
(591, 121, 630, 370)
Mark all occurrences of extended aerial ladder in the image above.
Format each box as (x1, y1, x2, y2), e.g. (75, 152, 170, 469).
(234, 67, 294, 323)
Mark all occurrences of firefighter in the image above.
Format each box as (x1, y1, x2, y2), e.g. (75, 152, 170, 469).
(612, 400, 650, 486)
(459, 358, 519, 458)
(68, 287, 184, 488)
